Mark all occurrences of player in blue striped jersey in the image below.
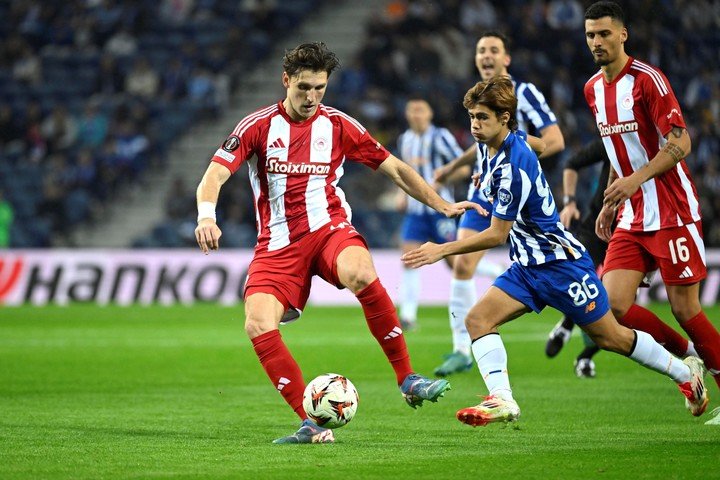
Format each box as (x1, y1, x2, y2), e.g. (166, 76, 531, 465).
(395, 98, 464, 331)
(432, 31, 564, 377)
(404, 77, 708, 426)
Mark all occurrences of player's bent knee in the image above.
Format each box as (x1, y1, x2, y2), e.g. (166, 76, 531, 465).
(343, 267, 378, 294)
(244, 316, 277, 339)
(610, 303, 630, 321)
(670, 303, 701, 324)
(465, 314, 494, 337)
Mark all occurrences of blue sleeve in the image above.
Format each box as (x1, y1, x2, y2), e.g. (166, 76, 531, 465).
(518, 83, 557, 131)
(436, 128, 464, 163)
(395, 133, 404, 158)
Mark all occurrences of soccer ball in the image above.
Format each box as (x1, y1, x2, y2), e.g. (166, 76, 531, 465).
(302, 373, 359, 428)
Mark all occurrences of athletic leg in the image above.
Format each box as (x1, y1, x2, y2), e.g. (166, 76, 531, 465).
(667, 283, 720, 389)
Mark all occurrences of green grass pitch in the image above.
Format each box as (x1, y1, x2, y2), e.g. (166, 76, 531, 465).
(1, 304, 718, 479)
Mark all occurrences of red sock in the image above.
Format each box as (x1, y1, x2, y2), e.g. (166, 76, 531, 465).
(680, 311, 720, 389)
(356, 278, 413, 385)
(619, 304, 689, 358)
(251, 329, 306, 419)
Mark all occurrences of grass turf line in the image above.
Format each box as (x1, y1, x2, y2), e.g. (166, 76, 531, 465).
(0, 304, 718, 479)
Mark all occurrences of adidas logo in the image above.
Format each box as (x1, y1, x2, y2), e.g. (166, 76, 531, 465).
(679, 266, 694, 279)
(384, 326, 403, 340)
(276, 377, 290, 391)
(269, 138, 286, 149)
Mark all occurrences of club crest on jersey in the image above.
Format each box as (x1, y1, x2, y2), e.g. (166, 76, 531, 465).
(621, 93, 634, 110)
(482, 183, 493, 202)
(223, 135, 240, 152)
(497, 188, 513, 206)
(313, 137, 330, 152)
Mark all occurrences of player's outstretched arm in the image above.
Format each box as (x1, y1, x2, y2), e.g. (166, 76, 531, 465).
(402, 216, 512, 268)
(379, 154, 486, 218)
(195, 162, 231, 254)
(526, 134, 546, 155)
(537, 124, 565, 158)
(603, 127, 692, 209)
(559, 168, 580, 228)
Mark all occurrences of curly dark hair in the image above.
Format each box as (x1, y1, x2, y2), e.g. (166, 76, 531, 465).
(463, 76, 518, 131)
(282, 42, 341, 78)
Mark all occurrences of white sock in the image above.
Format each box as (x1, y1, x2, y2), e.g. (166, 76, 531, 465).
(685, 341, 698, 358)
(475, 259, 505, 278)
(449, 278, 476, 356)
(471, 333, 513, 400)
(399, 267, 420, 323)
(629, 330, 690, 384)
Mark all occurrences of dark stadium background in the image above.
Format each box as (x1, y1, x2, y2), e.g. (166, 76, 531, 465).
(0, 0, 717, 251)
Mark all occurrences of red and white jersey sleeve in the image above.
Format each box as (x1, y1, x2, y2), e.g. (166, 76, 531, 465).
(210, 104, 274, 172)
(584, 57, 700, 232)
(211, 102, 390, 252)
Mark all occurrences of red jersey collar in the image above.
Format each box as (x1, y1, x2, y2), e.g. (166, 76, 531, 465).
(603, 56, 634, 86)
(277, 100, 322, 125)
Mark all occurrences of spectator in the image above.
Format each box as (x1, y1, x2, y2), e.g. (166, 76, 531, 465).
(160, 58, 188, 101)
(186, 67, 217, 115)
(124, 57, 159, 98)
(546, 0, 584, 30)
(0, 188, 13, 248)
(40, 105, 78, 152)
(104, 26, 138, 57)
(165, 175, 195, 221)
(0, 104, 25, 154)
(95, 53, 125, 95)
(12, 43, 41, 85)
(76, 100, 110, 149)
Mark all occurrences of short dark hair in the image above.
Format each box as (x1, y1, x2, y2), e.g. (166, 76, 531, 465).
(282, 42, 340, 78)
(478, 31, 511, 55)
(584, 1, 625, 25)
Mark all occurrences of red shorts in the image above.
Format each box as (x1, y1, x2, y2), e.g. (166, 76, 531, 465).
(244, 219, 368, 313)
(603, 221, 707, 285)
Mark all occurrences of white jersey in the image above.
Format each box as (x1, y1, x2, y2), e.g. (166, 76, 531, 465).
(397, 125, 463, 215)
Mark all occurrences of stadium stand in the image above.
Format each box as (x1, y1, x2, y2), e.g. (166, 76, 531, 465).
(2, 0, 718, 249)
(0, 0, 324, 247)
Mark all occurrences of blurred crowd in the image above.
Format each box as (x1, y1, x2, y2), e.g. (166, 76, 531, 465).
(1, 0, 718, 249)
(323, 0, 720, 247)
(0, 0, 321, 247)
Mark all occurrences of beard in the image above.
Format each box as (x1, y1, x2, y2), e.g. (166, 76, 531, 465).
(594, 57, 611, 66)
(593, 51, 611, 66)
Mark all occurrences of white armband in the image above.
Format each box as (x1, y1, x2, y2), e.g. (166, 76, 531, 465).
(197, 201, 217, 222)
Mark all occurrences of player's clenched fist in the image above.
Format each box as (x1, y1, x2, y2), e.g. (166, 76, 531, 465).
(195, 219, 222, 254)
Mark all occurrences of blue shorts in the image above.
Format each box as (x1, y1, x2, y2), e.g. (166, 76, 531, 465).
(493, 252, 610, 326)
(401, 212, 457, 244)
(458, 194, 493, 232)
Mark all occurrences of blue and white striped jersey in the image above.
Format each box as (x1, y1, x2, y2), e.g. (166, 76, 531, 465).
(513, 78, 557, 136)
(397, 125, 464, 215)
(467, 130, 527, 205)
(478, 130, 585, 266)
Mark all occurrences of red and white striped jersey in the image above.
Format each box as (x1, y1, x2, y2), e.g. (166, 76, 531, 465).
(210, 101, 390, 251)
(584, 57, 701, 232)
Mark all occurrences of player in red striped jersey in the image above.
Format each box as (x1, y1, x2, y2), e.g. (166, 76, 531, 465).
(583, 1, 720, 398)
(194, 43, 484, 443)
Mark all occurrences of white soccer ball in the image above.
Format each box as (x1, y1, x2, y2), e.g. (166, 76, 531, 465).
(302, 373, 359, 429)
